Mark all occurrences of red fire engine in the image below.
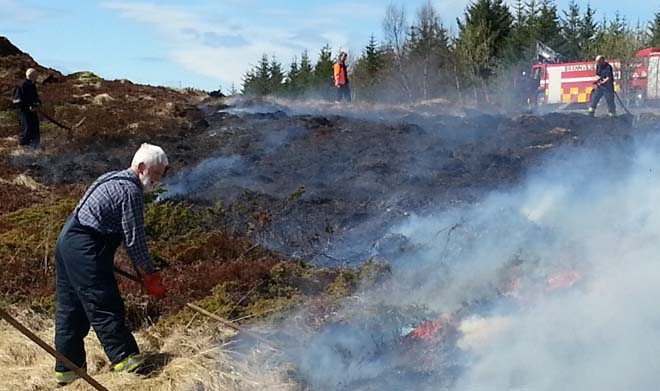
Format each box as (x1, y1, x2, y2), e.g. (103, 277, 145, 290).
(532, 60, 622, 106)
(532, 45, 660, 107)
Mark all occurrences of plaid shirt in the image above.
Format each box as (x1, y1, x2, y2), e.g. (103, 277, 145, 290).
(75, 169, 155, 274)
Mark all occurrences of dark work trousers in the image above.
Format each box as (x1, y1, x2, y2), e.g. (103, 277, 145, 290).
(336, 84, 351, 102)
(54, 216, 139, 373)
(17, 109, 40, 148)
(590, 86, 616, 114)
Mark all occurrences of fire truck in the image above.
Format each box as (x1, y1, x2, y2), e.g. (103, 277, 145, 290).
(531, 44, 660, 108)
(628, 47, 660, 106)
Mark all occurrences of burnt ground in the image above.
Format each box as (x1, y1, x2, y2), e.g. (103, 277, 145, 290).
(149, 98, 654, 265)
(11, 96, 649, 267)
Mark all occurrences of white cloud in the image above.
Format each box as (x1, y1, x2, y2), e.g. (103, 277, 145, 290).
(101, 1, 355, 89)
(0, 0, 63, 23)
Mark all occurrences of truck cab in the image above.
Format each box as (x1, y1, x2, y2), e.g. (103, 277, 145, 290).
(629, 47, 660, 105)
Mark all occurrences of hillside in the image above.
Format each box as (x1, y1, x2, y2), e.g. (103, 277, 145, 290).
(2, 36, 660, 390)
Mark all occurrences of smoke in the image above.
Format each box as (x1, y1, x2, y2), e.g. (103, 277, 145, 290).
(452, 138, 660, 390)
(267, 131, 660, 390)
(163, 154, 247, 200)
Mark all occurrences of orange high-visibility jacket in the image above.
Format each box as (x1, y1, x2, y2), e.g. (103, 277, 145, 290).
(333, 62, 347, 86)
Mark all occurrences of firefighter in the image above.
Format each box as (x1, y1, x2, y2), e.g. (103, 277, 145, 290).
(333, 51, 351, 103)
(516, 70, 537, 113)
(13, 68, 41, 149)
(588, 55, 616, 117)
(54, 143, 167, 386)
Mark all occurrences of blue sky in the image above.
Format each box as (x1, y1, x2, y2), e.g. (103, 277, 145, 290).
(1, 0, 655, 91)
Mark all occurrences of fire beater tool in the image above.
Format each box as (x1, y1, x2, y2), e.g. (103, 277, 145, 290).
(39, 109, 86, 131)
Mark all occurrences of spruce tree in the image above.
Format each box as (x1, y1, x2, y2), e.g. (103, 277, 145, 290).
(314, 44, 334, 98)
(350, 34, 388, 101)
(298, 50, 314, 92)
(314, 45, 333, 83)
(285, 57, 301, 96)
(650, 12, 660, 47)
(364, 34, 385, 75)
(536, 0, 565, 52)
(269, 56, 284, 95)
(457, 0, 514, 80)
(578, 2, 598, 59)
(256, 54, 271, 95)
(561, 0, 581, 61)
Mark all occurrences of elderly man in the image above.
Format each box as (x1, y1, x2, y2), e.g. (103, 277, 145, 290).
(13, 68, 41, 148)
(333, 51, 351, 103)
(588, 55, 616, 117)
(54, 143, 168, 386)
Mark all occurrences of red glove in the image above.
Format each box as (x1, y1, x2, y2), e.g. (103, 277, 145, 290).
(142, 272, 166, 299)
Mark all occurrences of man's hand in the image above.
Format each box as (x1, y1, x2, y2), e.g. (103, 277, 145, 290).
(142, 272, 166, 299)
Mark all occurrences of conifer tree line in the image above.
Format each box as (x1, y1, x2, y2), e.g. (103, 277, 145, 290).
(241, 0, 660, 103)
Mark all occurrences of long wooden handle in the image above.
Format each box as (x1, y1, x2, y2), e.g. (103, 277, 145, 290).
(38, 110, 72, 130)
(0, 308, 109, 391)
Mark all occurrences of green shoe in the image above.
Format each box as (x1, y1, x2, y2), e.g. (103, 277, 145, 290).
(55, 370, 80, 386)
(113, 353, 144, 373)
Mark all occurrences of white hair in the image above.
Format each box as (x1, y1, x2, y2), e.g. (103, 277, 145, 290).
(595, 55, 604, 62)
(131, 143, 168, 167)
(26, 68, 37, 79)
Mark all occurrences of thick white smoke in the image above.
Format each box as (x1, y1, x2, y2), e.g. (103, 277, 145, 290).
(450, 137, 660, 390)
(278, 133, 660, 390)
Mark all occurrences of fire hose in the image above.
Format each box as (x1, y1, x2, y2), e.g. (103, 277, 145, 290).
(613, 91, 633, 116)
(593, 80, 635, 122)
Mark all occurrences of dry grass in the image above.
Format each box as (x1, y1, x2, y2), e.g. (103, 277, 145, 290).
(0, 307, 296, 391)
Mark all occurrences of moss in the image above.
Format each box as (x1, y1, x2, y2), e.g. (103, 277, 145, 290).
(29, 294, 57, 316)
(149, 231, 250, 266)
(0, 110, 16, 123)
(0, 199, 76, 258)
(173, 275, 304, 328)
(244, 295, 303, 319)
(144, 200, 201, 241)
(3, 199, 76, 227)
(326, 260, 392, 297)
(326, 269, 361, 297)
(144, 200, 224, 242)
(268, 262, 335, 296)
(158, 282, 240, 330)
(159, 260, 392, 330)
(68, 71, 101, 82)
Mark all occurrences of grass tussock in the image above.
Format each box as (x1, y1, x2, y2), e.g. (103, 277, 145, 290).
(0, 307, 296, 391)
